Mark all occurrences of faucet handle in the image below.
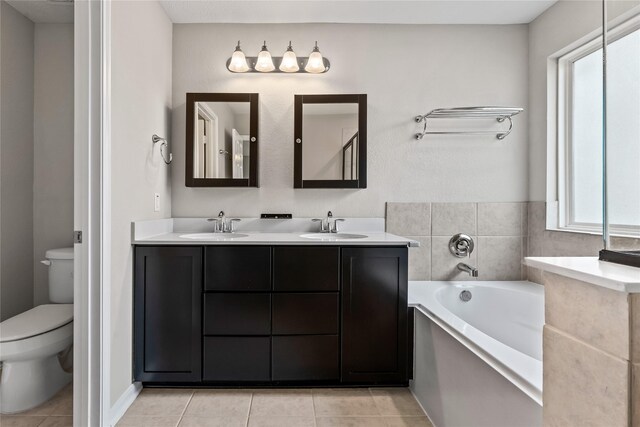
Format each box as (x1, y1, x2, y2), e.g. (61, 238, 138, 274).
(228, 218, 241, 232)
(312, 218, 326, 232)
(331, 218, 346, 233)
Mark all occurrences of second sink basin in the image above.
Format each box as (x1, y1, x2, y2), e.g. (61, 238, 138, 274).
(300, 233, 367, 241)
(180, 233, 249, 240)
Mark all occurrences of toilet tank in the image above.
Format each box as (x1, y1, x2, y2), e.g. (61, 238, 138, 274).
(44, 247, 74, 303)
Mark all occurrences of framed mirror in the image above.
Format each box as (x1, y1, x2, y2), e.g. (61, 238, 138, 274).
(294, 94, 367, 188)
(185, 93, 259, 187)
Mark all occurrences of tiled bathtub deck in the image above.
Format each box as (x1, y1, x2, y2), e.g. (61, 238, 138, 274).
(117, 388, 432, 427)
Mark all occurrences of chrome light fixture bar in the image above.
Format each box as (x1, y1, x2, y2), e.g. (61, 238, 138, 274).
(226, 41, 330, 74)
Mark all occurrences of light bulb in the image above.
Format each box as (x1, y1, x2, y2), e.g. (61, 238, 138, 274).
(304, 41, 326, 73)
(254, 41, 275, 72)
(227, 41, 249, 73)
(279, 41, 299, 73)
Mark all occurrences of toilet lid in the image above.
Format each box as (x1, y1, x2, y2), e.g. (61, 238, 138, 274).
(0, 304, 73, 343)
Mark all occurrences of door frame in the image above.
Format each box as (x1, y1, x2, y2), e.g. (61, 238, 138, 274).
(74, 0, 111, 425)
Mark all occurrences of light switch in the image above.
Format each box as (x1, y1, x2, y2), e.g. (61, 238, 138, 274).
(154, 193, 160, 212)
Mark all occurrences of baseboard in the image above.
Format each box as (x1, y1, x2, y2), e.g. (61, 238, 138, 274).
(109, 382, 142, 426)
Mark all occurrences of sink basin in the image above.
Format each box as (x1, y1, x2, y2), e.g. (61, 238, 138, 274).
(179, 233, 249, 240)
(300, 233, 367, 241)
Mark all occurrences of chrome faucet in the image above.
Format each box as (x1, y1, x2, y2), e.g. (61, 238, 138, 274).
(208, 211, 241, 233)
(457, 262, 479, 277)
(312, 211, 345, 233)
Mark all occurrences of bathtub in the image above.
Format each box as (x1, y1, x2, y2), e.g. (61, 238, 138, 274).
(408, 281, 544, 427)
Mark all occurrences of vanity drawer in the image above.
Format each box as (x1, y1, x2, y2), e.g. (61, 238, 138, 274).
(272, 335, 339, 381)
(273, 246, 339, 291)
(204, 293, 271, 335)
(205, 246, 271, 291)
(203, 337, 270, 382)
(272, 293, 338, 335)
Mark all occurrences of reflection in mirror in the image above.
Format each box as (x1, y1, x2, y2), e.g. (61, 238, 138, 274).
(294, 94, 366, 189)
(193, 101, 250, 179)
(185, 93, 258, 187)
(302, 103, 359, 181)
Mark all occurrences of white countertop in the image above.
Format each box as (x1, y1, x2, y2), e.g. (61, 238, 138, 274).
(524, 257, 640, 293)
(132, 217, 419, 247)
(134, 231, 418, 246)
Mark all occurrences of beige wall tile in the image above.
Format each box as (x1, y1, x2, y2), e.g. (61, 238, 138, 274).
(633, 295, 640, 363)
(431, 203, 476, 237)
(431, 236, 477, 281)
(407, 236, 431, 281)
(520, 203, 528, 237)
(543, 230, 602, 257)
(477, 203, 523, 236)
(544, 272, 630, 359)
(543, 326, 629, 427)
(633, 363, 640, 427)
(527, 201, 545, 235)
(386, 203, 431, 236)
(527, 266, 543, 285)
(477, 236, 522, 281)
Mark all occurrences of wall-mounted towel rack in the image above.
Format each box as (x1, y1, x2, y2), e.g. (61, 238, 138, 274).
(414, 106, 523, 140)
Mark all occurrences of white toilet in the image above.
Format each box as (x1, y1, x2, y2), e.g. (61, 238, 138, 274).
(0, 247, 74, 414)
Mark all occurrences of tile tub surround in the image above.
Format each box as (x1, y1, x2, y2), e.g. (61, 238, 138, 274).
(386, 202, 527, 281)
(116, 388, 433, 427)
(526, 201, 640, 284)
(531, 268, 640, 427)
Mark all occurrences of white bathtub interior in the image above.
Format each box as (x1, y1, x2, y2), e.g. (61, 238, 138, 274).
(409, 280, 544, 427)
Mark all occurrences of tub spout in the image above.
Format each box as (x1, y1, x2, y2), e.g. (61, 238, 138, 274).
(457, 262, 478, 277)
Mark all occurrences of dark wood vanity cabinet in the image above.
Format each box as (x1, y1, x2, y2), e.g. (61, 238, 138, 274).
(134, 246, 202, 383)
(134, 244, 408, 386)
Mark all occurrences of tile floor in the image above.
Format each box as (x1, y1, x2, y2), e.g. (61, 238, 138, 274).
(117, 388, 433, 427)
(0, 383, 73, 427)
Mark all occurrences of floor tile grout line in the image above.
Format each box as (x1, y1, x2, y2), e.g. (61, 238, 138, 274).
(245, 391, 254, 427)
(175, 389, 195, 427)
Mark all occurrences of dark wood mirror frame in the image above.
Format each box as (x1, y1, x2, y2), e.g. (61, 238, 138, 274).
(294, 94, 367, 189)
(185, 93, 259, 187)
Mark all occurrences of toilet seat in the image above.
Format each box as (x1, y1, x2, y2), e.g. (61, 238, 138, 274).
(0, 304, 73, 343)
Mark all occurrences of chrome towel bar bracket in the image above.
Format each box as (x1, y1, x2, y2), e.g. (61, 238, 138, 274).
(414, 106, 523, 140)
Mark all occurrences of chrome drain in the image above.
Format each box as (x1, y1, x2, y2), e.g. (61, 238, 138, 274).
(459, 290, 472, 302)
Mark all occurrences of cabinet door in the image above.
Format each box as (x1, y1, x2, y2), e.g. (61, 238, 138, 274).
(134, 246, 202, 382)
(203, 337, 271, 382)
(341, 247, 408, 384)
(272, 293, 338, 335)
(273, 246, 339, 291)
(205, 246, 271, 291)
(272, 335, 339, 381)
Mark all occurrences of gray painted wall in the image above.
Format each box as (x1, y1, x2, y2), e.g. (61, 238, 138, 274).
(1, 0, 35, 321)
(171, 23, 529, 217)
(110, 0, 173, 406)
(33, 23, 74, 306)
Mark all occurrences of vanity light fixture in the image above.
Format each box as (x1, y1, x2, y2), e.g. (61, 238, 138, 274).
(228, 41, 250, 73)
(304, 41, 326, 74)
(254, 41, 276, 72)
(279, 41, 300, 73)
(226, 41, 330, 74)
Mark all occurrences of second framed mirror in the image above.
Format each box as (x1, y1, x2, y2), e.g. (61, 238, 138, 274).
(294, 94, 367, 188)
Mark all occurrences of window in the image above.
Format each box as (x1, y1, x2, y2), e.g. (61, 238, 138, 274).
(557, 18, 640, 236)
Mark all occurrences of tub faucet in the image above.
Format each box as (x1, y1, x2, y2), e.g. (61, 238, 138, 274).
(457, 262, 478, 277)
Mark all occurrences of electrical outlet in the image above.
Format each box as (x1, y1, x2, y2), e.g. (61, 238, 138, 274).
(154, 193, 160, 212)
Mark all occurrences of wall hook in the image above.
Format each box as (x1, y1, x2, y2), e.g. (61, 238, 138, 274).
(152, 134, 172, 164)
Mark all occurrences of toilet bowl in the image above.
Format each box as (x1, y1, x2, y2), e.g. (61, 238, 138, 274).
(0, 305, 73, 413)
(0, 247, 74, 414)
